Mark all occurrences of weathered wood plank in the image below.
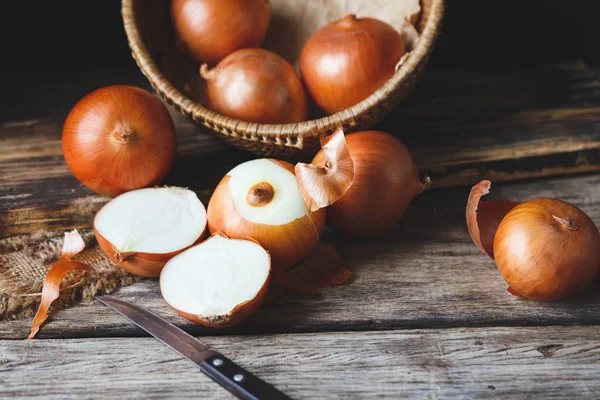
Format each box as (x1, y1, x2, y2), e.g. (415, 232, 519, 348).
(2, 173, 600, 339)
(2, 62, 600, 237)
(3, 326, 600, 399)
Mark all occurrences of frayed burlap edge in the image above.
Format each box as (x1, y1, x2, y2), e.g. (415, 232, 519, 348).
(0, 229, 142, 320)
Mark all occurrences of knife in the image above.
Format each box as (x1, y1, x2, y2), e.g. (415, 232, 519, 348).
(98, 296, 291, 400)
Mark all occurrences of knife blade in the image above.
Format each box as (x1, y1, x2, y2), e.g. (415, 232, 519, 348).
(97, 296, 291, 400)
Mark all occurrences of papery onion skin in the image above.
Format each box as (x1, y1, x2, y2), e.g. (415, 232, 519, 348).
(274, 242, 351, 293)
(295, 129, 355, 212)
(29, 230, 89, 339)
(312, 131, 428, 237)
(494, 198, 600, 302)
(207, 160, 325, 272)
(62, 85, 176, 197)
(201, 48, 307, 124)
(171, 0, 271, 66)
(299, 14, 405, 114)
(466, 180, 520, 259)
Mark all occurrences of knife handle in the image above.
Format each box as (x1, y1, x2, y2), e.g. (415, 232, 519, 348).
(200, 353, 291, 400)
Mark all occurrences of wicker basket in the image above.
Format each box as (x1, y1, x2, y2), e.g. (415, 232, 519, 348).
(122, 0, 445, 157)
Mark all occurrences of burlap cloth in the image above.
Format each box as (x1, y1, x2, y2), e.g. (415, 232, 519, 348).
(0, 229, 141, 320)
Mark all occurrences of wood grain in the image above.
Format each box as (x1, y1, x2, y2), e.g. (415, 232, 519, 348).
(2, 62, 600, 237)
(3, 326, 600, 399)
(2, 173, 600, 339)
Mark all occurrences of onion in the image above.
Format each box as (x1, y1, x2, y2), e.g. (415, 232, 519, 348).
(207, 158, 325, 272)
(297, 130, 429, 237)
(494, 199, 600, 301)
(299, 14, 405, 114)
(94, 187, 207, 277)
(62, 85, 176, 197)
(466, 180, 600, 301)
(160, 233, 270, 328)
(171, 0, 271, 65)
(200, 48, 307, 124)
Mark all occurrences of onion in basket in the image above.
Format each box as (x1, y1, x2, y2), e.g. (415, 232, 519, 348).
(171, 0, 271, 65)
(94, 187, 207, 277)
(160, 233, 271, 328)
(300, 14, 406, 114)
(200, 48, 307, 124)
(207, 158, 325, 272)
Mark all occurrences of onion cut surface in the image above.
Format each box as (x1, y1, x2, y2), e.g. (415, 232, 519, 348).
(207, 159, 325, 272)
(160, 233, 271, 327)
(94, 187, 207, 277)
(227, 159, 309, 225)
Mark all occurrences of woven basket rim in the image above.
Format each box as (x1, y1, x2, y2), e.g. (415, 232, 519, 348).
(122, 0, 445, 140)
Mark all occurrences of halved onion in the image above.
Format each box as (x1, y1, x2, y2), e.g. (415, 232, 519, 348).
(160, 233, 271, 328)
(207, 158, 326, 272)
(94, 187, 207, 277)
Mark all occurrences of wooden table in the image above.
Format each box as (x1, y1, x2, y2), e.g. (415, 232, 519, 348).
(2, 62, 600, 399)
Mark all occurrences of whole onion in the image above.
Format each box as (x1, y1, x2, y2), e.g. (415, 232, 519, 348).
(297, 130, 429, 237)
(171, 0, 271, 65)
(494, 198, 600, 301)
(62, 85, 176, 197)
(300, 14, 405, 114)
(200, 48, 307, 124)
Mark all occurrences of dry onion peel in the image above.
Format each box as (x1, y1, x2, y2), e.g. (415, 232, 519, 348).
(295, 130, 354, 212)
(466, 180, 519, 259)
(274, 242, 351, 293)
(29, 230, 90, 339)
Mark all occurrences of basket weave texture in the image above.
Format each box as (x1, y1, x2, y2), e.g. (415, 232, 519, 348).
(122, 0, 445, 156)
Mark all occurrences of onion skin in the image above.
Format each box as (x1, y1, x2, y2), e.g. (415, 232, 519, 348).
(494, 198, 600, 302)
(165, 274, 270, 328)
(466, 180, 520, 259)
(29, 230, 89, 339)
(295, 129, 355, 212)
(171, 0, 271, 66)
(300, 14, 405, 114)
(201, 48, 307, 124)
(312, 131, 428, 237)
(62, 85, 176, 197)
(274, 242, 351, 293)
(207, 160, 325, 272)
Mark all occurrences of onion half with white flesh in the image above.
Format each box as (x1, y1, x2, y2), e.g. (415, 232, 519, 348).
(94, 187, 207, 277)
(160, 233, 271, 327)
